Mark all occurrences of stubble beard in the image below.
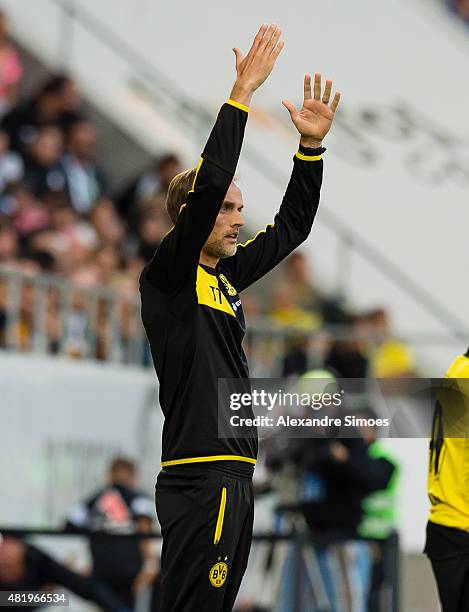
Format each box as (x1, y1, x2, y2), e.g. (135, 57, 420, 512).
(203, 238, 237, 261)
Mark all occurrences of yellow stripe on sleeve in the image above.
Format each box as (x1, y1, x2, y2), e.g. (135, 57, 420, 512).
(188, 157, 204, 193)
(226, 99, 249, 113)
(295, 152, 322, 162)
(238, 224, 274, 248)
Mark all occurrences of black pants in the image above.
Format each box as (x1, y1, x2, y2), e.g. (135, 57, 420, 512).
(430, 555, 469, 612)
(155, 467, 254, 612)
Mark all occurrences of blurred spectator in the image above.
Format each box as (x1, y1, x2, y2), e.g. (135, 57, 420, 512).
(299, 434, 395, 612)
(23, 125, 66, 197)
(15, 277, 36, 351)
(269, 257, 323, 377)
(10, 184, 49, 241)
(271, 253, 348, 328)
(116, 153, 181, 223)
(277, 253, 323, 314)
(281, 336, 310, 377)
(448, 0, 469, 23)
(62, 120, 107, 214)
(0, 11, 22, 117)
(325, 314, 369, 378)
(26, 230, 61, 272)
(0, 223, 17, 263)
(124, 255, 145, 287)
(0, 537, 128, 611)
(62, 266, 98, 358)
(137, 212, 170, 263)
(66, 457, 159, 611)
(0, 128, 23, 191)
(357, 426, 400, 612)
(89, 198, 125, 248)
(270, 285, 321, 332)
(95, 245, 121, 287)
(270, 254, 321, 331)
(1, 74, 82, 152)
(156, 153, 182, 194)
(366, 308, 416, 378)
(137, 193, 172, 234)
(43, 286, 62, 353)
(48, 204, 97, 272)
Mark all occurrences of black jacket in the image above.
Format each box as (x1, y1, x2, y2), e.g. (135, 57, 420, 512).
(300, 437, 395, 540)
(140, 100, 325, 474)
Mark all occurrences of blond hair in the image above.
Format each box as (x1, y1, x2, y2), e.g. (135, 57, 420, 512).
(165, 167, 197, 225)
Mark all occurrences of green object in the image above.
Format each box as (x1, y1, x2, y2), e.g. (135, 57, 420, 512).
(358, 441, 400, 540)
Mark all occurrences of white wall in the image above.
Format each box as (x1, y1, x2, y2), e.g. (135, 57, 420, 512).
(0, 352, 160, 526)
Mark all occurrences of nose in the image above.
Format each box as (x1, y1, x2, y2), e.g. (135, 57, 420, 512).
(233, 210, 244, 228)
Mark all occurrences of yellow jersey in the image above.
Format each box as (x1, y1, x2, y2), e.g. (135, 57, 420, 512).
(428, 351, 469, 531)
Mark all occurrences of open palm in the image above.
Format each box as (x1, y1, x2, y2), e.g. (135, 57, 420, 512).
(283, 73, 341, 144)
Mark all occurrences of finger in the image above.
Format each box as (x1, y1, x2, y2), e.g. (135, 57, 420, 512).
(303, 74, 312, 100)
(232, 47, 244, 71)
(282, 99, 298, 118)
(266, 26, 282, 54)
(322, 79, 332, 104)
(259, 23, 277, 52)
(249, 23, 268, 54)
(272, 39, 285, 59)
(314, 73, 321, 100)
(331, 91, 341, 112)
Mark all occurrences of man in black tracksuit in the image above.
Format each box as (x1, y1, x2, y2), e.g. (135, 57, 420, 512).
(139, 23, 341, 612)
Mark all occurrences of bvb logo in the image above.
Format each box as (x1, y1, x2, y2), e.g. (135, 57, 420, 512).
(209, 562, 228, 587)
(219, 275, 237, 297)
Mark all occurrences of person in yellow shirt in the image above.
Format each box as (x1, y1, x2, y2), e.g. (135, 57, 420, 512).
(366, 308, 416, 378)
(425, 348, 469, 612)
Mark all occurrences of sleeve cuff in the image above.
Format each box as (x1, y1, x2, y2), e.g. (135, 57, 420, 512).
(226, 99, 250, 113)
(296, 145, 326, 161)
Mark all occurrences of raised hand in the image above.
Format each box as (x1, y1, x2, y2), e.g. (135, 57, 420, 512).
(230, 24, 285, 106)
(282, 73, 341, 148)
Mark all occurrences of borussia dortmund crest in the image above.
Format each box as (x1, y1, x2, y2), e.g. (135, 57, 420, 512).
(219, 274, 237, 297)
(209, 561, 228, 587)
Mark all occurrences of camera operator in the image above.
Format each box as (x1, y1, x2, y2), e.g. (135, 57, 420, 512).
(266, 371, 396, 612)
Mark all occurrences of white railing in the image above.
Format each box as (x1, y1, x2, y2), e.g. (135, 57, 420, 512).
(0, 266, 145, 365)
(1, 266, 464, 374)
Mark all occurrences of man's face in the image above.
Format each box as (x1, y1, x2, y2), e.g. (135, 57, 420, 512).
(202, 182, 244, 261)
(110, 468, 137, 490)
(69, 123, 96, 161)
(60, 80, 81, 111)
(159, 160, 181, 190)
